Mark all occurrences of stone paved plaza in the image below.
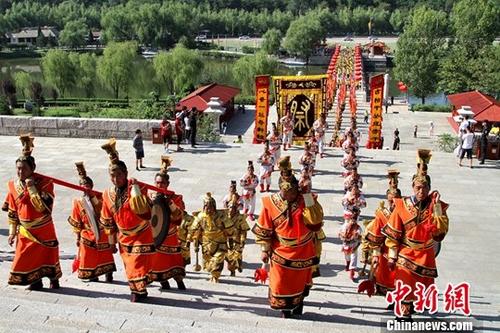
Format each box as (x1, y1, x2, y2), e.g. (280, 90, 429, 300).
(0, 94, 499, 332)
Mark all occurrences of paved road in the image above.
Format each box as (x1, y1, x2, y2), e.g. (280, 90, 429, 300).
(0, 93, 498, 332)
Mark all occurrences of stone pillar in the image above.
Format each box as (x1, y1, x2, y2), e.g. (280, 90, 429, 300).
(204, 97, 225, 135)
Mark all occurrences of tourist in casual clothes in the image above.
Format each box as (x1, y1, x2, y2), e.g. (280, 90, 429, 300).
(160, 119, 173, 154)
(393, 131, 400, 150)
(174, 116, 184, 152)
(184, 111, 191, 144)
(132, 129, 145, 171)
(189, 107, 198, 148)
(459, 127, 475, 168)
(479, 122, 490, 165)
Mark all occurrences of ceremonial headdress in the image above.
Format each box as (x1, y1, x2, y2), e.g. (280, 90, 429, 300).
(101, 138, 126, 172)
(230, 180, 237, 191)
(386, 168, 401, 197)
(412, 149, 432, 187)
(247, 160, 254, 171)
(75, 161, 93, 186)
(160, 155, 172, 176)
(17, 134, 36, 170)
(203, 192, 216, 210)
(278, 156, 298, 191)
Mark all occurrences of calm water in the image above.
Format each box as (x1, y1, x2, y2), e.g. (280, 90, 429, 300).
(0, 56, 447, 104)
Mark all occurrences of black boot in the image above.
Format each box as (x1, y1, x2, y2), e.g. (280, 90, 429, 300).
(131, 292, 148, 303)
(160, 281, 171, 290)
(105, 272, 113, 283)
(281, 310, 292, 319)
(176, 279, 186, 290)
(27, 280, 43, 291)
(292, 302, 304, 316)
(49, 279, 60, 289)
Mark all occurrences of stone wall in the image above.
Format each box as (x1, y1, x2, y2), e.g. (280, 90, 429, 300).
(0, 116, 161, 140)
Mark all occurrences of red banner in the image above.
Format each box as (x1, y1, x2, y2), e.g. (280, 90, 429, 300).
(253, 75, 270, 144)
(366, 74, 385, 149)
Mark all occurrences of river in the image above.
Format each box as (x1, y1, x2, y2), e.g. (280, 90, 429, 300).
(0, 56, 447, 104)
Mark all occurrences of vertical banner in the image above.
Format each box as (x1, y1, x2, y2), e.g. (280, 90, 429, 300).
(253, 75, 270, 144)
(366, 74, 385, 149)
(273, 75, 328, 145)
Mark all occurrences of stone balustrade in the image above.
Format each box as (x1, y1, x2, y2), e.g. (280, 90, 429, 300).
(0, 116, 160, 140)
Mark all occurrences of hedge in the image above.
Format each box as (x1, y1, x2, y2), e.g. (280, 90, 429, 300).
(412, 104, 452, 112)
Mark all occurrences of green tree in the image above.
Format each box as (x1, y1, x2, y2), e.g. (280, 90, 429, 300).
(153, 51, 175, 95)
(394, 7, 448, 104)
(97, 41, 138, 98)
(41, 49, 76, 97)
(283, 14, 326, 61)
(261, 28, 282, 55)
(153, 44, 204, 96)
(438, 0, 500, 94)
(232, 51, 278, 95)
(13, 71, 32, 99)
(450, 0, 499, 52)
(101, 5, 136, 43)
(75, 53, 97, 98)
(30, 81, 44, 116)
(389, 8, 407, 32)
(59, 19, 88, 49)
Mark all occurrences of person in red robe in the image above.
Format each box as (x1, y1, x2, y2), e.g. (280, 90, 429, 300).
(253, 156, 324, 318)
(68, 162, 116, 282)
(363, 169, 401, 295)
(382, 150, 449, 319)
(100, 139, 155, 302)
(149, 156, 186, 290)
(6, 135, 62, 290)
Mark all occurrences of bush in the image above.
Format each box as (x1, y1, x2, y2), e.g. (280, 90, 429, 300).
(197, 114, 221, 142)
(437, 133, 459, 153)
(76, 102, 101, 114)
(242, 46, 259, 54)
(43, 108, 80, 117)
(413, 104, 452, 112)
(0, 96, 11, 115)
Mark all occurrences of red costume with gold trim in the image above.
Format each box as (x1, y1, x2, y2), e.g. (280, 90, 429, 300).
(6, 175, 62, 285)
(68, 195, 116, 280)
(100, 180, 154, 295)
(382, 195, 449, 302)
(364, 202, 395, 294)
(253, 193, 323, 311)
(149, 192, 186, 283)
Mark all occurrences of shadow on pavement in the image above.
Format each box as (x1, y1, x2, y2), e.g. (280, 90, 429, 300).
(225, 109, 256, 136)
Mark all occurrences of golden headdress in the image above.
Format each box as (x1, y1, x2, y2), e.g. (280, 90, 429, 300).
(75, 161, 94, 186)
(160, 155, 172, 175)
(386, 168, 401, 197)
(203, 192, 216, 210)
(412, 149, 432, 186)
(19, 134, 34, 157)
(228, 182, 240, 209)
(101, 138, 125, 171)
(101, 138, 119, 164)
(17, 134, 36, 170)
(278, 156, 298, 191)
